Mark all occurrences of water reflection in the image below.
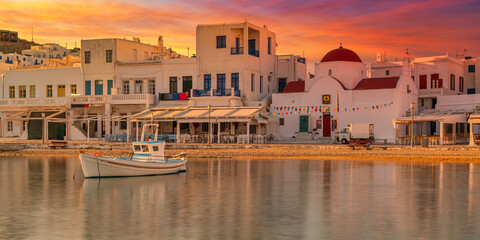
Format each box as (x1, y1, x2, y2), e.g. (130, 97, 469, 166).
(1, 157, 480, 239)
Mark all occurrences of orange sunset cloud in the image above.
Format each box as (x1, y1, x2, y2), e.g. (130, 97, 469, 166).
(1, 0, 479, 65)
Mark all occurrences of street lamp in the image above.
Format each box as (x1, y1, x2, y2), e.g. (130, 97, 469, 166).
(410, 102, 415, 148)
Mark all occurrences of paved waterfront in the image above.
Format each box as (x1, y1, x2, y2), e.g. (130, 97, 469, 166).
(1, 140, 480, 162)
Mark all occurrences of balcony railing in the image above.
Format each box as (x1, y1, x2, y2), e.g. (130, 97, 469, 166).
(71, 95, 106, 103)
(0, 94, 154, 107)
(0, 97, 68, 106)
(231, 47, 244, 55)
(192, 89, 241, 97)
(248, 48, 259, 57)
(419, 88, 444, 97)
(192, 89, 211, 97)
(159, 92, 189, 101)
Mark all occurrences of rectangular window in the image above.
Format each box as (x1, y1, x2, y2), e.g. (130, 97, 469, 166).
(260, 76, 263, 93)
(279, 118, 284, 126)
(431, 74, 441, 89)
(46, 85, 53, 97)
(107, 80, 113, 95)
(182, 76, 193, 93)
(29, 85, 36, 98)
(268, 37, 271, 55)
(148, 80, 155, 94)
(468, 65, 475, 72)
(85, 81, 91, 95)
(122, 80, 130, 94)
(106, 50, 113, 63)
(169, 77, 177, 93)
(216, 36, 226, 48)
(450, 74, 455, 91)
(459, 77, 464, 92)
(95, 80, 103, 95)
(278, 78, 287, 93)
(84, 51, 91, 64)
(71, 84, 77, 95)
(419, 75, 427, 89)
(7, 121, 13, 132)
(251, 74, 255, 92)
(268, 76, 272, 93)
(231, 73, 239, 90)
(57, 85, 65, 97)
(120, 114, 127, 130)
(18, 85, 26, 98)
(217, 74, 226, 90)
(386, 70, 390, 76)
(204, 74, 211, 91)
(134, 80, 143, 94)
(9, 86, 15, 98)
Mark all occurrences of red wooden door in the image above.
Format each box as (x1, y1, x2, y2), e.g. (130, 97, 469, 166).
(323, 114, 331, 137)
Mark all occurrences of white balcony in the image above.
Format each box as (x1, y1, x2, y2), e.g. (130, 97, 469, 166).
(70, 95, 106, 104)
(110, 94, 154, 105)
(0, 97, 68, 107)
(419, 88, 444, 97)
(0, 94, 154, 108)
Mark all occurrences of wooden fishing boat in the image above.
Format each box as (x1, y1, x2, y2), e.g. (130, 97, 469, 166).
(78, 124, 187, 178)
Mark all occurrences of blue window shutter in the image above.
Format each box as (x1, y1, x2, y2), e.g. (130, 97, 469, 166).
(204, 74, 211, 91)
(107, 80, 113, 95)
(85, 81, 91, 95)
(95, 80, 103, 95)
(217, 74, 226, 90)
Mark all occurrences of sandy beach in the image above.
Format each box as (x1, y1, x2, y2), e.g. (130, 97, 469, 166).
(1, 140, 479, 163)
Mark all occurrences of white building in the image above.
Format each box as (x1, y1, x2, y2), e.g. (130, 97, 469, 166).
(81, 36, 185, 97)
(276, 55, 307, 92)
(271, 45, 418, 143)
(0, 52, 45, 69)
(195, 21, 277, 105)
(22, 43, 67, 59)
(414, 54, 466, 111)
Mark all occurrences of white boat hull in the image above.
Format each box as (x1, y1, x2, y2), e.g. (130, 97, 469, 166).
(79, 154, 187, 178)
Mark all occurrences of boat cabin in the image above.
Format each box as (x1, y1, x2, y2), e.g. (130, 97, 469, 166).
(131, 124, 166, 158)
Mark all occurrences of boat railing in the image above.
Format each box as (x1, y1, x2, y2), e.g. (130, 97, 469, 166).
(116, 152, 134, 160)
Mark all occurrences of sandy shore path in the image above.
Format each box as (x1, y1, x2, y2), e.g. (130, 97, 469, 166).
(1, 142, 479, 163)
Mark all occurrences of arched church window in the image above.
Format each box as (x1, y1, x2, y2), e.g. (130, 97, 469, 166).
(328, 69, 332, 76)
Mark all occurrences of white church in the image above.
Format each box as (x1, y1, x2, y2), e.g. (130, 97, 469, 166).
(271, 45, 418, 143)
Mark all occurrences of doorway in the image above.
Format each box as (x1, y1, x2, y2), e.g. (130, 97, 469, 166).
(299, 116, 309, 133)
(323, 114, 331, 137)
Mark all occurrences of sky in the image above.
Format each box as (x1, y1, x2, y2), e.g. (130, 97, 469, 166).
(1, 0, 480, 66)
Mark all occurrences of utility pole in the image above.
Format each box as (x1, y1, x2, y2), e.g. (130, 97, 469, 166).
(410, 102, 415, 148)
(208, 105, 211, 145)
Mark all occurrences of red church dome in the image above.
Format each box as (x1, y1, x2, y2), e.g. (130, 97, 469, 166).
(321, 45, 362, 63)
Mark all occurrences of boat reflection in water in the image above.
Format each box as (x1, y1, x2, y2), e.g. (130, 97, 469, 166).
(2, 157, 480, 239)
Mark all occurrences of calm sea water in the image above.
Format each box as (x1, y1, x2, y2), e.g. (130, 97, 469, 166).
(1, 157, 480, 240)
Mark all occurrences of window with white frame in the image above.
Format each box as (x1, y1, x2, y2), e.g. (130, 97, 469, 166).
(135, 80, 143, 94)
(106, 50, 113, 63)
(122, 80, 130, 94)
(7, 121, 13, 132)
(148, 80, 155, 94)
